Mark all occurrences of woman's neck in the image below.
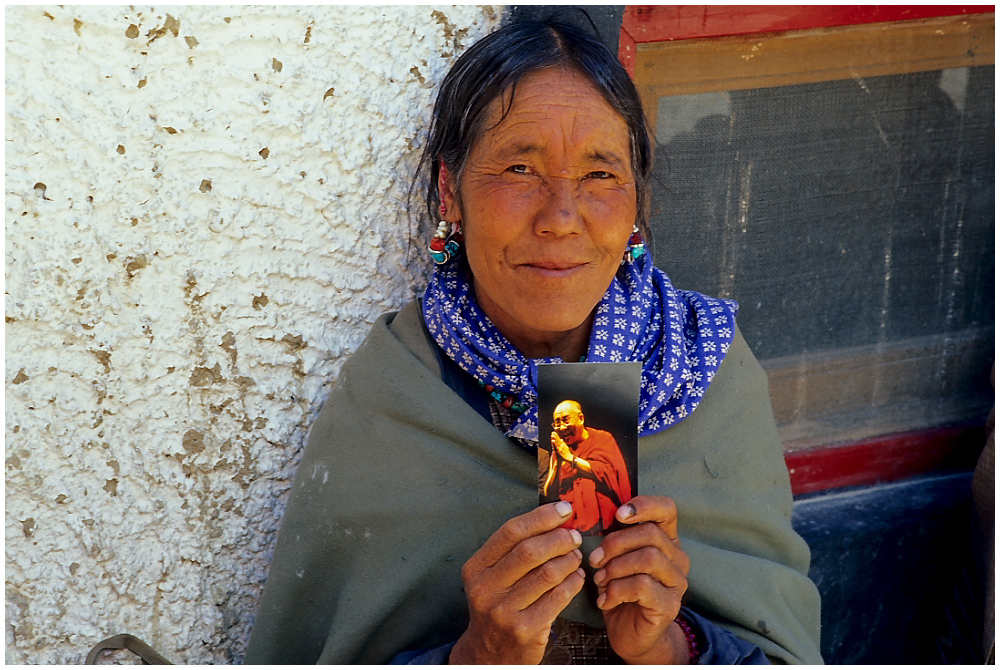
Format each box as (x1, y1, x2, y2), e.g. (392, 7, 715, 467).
(491, 308, 594, 362)
(467, 272, 596, 362)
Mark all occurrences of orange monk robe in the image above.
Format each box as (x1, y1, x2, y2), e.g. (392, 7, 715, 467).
(555, 428, 632, 533)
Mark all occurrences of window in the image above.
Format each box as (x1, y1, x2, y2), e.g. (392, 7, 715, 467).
(624, 7, 994, 488)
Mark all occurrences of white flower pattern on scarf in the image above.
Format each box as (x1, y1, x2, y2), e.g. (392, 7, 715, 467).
(422, 253, 738, 443)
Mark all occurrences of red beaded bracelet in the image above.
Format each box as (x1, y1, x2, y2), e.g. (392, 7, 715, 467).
(675, 615, 701, 662)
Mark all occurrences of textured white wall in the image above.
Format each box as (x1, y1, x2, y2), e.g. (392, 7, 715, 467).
(4, 5, 500, 663)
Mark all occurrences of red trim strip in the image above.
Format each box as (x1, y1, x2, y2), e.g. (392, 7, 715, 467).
(622, 5, 994, 44)
(785, 424, 986, 496)
(619, 21, 638, 78)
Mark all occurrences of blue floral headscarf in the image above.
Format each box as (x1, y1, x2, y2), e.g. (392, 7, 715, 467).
(422, 252, 738, 443)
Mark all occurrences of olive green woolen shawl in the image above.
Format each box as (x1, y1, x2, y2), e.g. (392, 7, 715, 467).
(245, 301, 822, 664)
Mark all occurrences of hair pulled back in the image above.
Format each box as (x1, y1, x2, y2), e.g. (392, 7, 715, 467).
(416, 19, 653, 242)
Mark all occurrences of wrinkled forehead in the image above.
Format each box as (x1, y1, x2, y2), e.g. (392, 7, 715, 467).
(480, 65, 628, 143)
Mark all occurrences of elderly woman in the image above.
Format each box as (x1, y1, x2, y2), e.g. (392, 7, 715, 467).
(245, 20, 821, 665)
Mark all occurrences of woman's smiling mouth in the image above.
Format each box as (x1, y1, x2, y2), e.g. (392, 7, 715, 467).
(520, 261, 588, 277)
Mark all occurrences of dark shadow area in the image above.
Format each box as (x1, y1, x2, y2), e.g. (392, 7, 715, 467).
(793, 472, 986, 663)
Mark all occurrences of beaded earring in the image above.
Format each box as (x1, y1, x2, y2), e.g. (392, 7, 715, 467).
(429, 204, 463, 265)
(622, 225, 646, 265)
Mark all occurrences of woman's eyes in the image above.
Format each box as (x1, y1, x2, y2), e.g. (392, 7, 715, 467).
(504, 165, 616, 180)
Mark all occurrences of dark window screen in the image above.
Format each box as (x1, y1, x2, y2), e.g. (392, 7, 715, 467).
(649, 66, 994, 447)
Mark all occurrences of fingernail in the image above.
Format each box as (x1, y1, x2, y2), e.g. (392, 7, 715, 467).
(617, 503, 636, 521)
(596, 593, 607, 609)
(589, 546, 605, 566)
(576, 568, 586, 579)
(555, 501, 573, 517)
(573, 548, 583, 561)
(594, 569, 606, 585)
(570, 529, 582, 545)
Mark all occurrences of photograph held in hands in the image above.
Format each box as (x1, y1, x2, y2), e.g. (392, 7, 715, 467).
(538, 362, 639, 537)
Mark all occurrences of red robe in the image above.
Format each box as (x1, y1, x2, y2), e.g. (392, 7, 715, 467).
(555, 429, 632, 534)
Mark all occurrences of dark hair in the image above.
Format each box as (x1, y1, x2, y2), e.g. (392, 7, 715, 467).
(414, 19, 653, 243)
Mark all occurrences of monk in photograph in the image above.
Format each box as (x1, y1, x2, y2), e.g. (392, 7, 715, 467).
(543, 400, 633, 535)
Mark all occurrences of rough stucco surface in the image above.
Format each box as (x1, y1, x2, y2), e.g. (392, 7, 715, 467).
(5, 5, 499, 663)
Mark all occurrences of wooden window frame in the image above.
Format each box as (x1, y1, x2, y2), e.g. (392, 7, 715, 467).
(622, 8, 994, 135)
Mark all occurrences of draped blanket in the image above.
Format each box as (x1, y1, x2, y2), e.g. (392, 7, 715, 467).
(245, 302, 823, 665)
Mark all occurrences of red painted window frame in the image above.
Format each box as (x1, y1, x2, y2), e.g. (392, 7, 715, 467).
(620, 5, 995, 75)
(619, 5, 994, 495)
(784, 424, 986, 496)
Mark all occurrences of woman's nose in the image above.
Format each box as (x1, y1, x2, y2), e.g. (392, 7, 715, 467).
(534, 176, 582, 237)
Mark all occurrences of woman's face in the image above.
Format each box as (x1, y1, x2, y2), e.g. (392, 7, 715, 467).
(441, 67, 637, 356)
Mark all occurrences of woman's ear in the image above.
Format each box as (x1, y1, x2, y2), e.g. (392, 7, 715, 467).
(438, 160, 461, 223)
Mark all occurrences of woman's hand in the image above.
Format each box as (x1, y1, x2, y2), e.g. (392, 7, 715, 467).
(589, 496, 692, 664)
(450, 501, 586, 664)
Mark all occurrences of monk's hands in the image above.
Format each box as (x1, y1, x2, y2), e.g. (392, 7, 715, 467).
(450, 501, 585, 664)
(590, 496, 693, 664)
(551, 431, 573, 461)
